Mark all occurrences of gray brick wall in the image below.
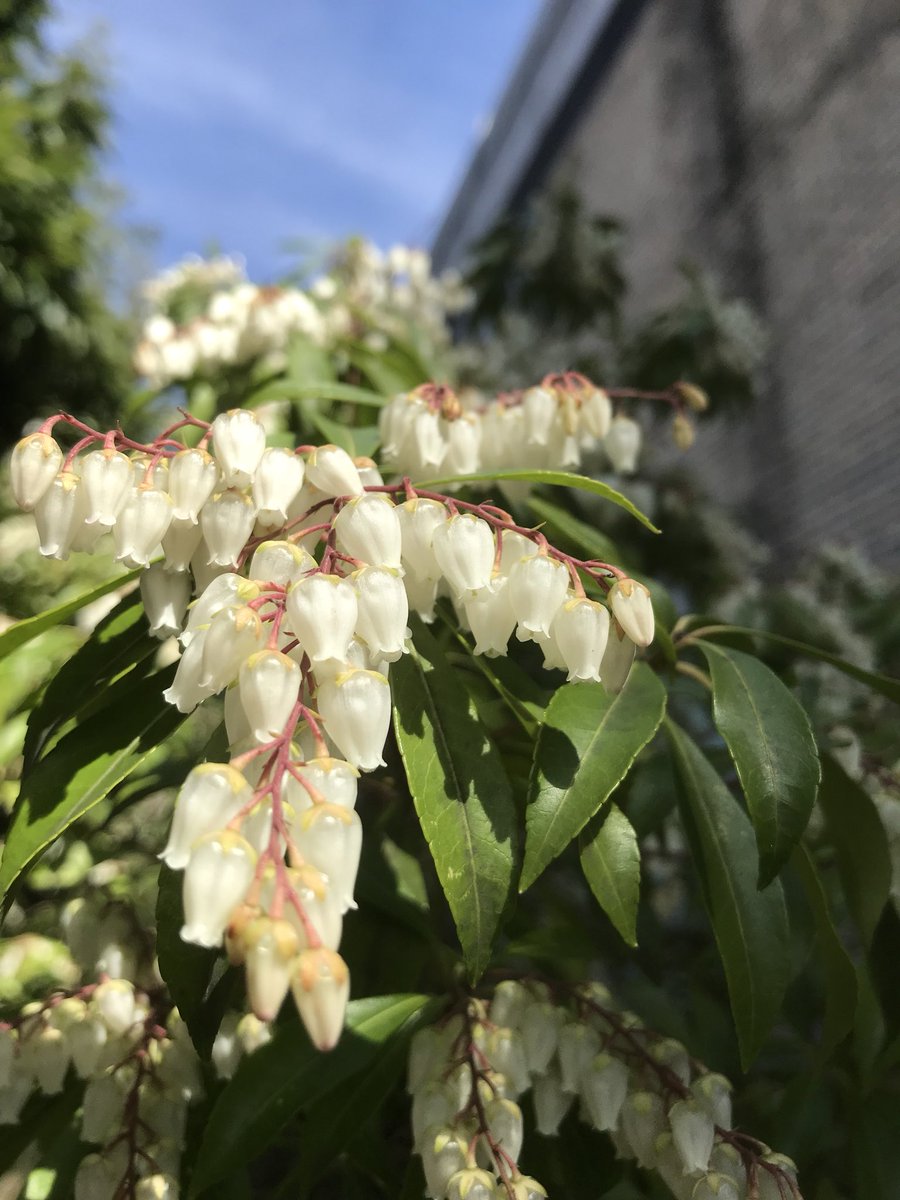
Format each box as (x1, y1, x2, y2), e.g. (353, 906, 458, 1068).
(545, 0, 900, 566)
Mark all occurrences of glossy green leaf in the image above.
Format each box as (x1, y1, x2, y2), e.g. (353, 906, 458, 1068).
(689, 625, 900, 706)
(526, 496, 625, 566)
(698, 641, 820, 885)
(415, 469, 660, 532)
(0, 570, 139, 662)
(579, 803, 641, 946)
(189, 994, 440, 1197)
(793, 843, 858, 1058)
(521, 663, 666, 890)
(247, 379, 386, 408)
(0, 664, 183, 910)
(665, 718, 790, 1067)
(391, 619, 517, 981)
(817, 755, 892, 947)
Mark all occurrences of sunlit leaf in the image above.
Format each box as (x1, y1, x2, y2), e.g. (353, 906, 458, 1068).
(579, 803, 641, 946)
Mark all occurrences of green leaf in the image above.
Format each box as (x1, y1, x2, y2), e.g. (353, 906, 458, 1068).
(247, 380, 386, 408)
(526, 496, 626, 566)
(665, 718, 790, 1067)
(0, 570, 140, 662)
(698, 641, 820, 885)
(689, 625, 900, 706)
(415, 470, 660, 533)
(793, 843, 858, 1058)
(189, 994, 440, 1197)
(0, 664, 183, 910)
(391, 619, 517, 981)
(579, 803, 641, 946)
(156, 865, 237, 1059)
(817, 755, 892, 947)
(521, 663, 666, 890)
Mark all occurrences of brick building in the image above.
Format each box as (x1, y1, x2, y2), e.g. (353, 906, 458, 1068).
(433, 0, 900, 566)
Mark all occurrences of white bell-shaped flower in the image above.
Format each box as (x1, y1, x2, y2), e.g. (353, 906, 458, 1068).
(161, 514, 204, 572)
(305, 444, 363, 497)
(404, 569, 439, 623)
(33, 471, 81, 560)
(432, 513, 495, 596)
(402, 408, 445, 472)
(489, 979, 531, 1027)
(290, 947, 350, 1051)
(141, 564, 192, 639)
(316, 668, 391, 771)
(484, 1096, 524, 1162)
(160, 762, 251, 870)
(649, 1037, 692, 1086)
(354, 457, 384, 488)
(398, 497, 448, 580)
(0, 1028, 16, 1090)
(285, 573, 358, 665)
(411, 1082, 456, 1148)
(509, 553, 569, 638)
(135, 1173, 179, 1200)
(10, 433, 63, 511)
(182, 573, 259, 645)
(252, 447, 305, 527)
(608, 578, 654, 647)
(422, 1127, 468, 1200)
(498, 529, 539, 574)
(81, 448, 134, 526)
(558, 1022, 600, 1093)
(521, 1000, 566, 1075)
(281, 864, 343, 950)
(532, 1071, 572, 1136)
(249, 540, 315, 587)
(522, 386, 557, 446)
(81, 1071, 129, 1143)
(112, 485, 173, 567)
(238, 650, 301, 742)
(692, 1073, 733, 1128)
(22, 1026, 68, 1094)
(191, 549, 234, 595)
(550, 597, 611, 681)
(333, 494, 402, 568)
(441, 414, 480, 475)
(620, 1091, 667, 1169)
(289, 757, 358, 809)
(445, 1168, 496, 1200)
(580, 388, 613, 438)
(200, 604, 264, 692)
(67, 1015, 108, 1078)
(581, 1052, 629, 1131)
(211, 409, 267, 488)
(243, 916, 301, 1022)
(92, 979, 138, 1036)
(239, 797, 274, 856)
(604, 414, 642, 474)
(485, 1026, 530, 1094)
(293, 802, 362, 912)
(651, 1133, 697, 1200)
(689, 1173, 741, 1200)
(668, 1098, 716, 1175)
(600, 625, 636, 695)
(200, 489, 257, 567)
(162, 633, 216, 713)
(181, 830, 257, 948)
(464, 575, 516, 657)
(352, 566, 409, 662)
(167, 447, 218, 522)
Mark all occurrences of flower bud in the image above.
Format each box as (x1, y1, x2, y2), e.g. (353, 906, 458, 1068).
(161, 763, 251, 869)
(673, 412, 696, 450)
(249, 540, 315, 586)
(580, 388, 613, 438)
(81, 448, 134, 526)
(289, 757, 358, 810)
(135, 1174, 179, 1200)
(182, 573, 259, 645)
(692, 1073, 733, 1127)
(243, 916, 302, 1022)
(441, 413, 480, 475)
(238, 650, 301, 743)
(464, 576, 516, 657)
(162, 514, 204, 571)
(550, 597, 611, 681)
(163, 632, 216, 713)
(403, 408, 445, 472)
(291, 947, 350, 1051)
(582, 1052, 629, 1131)
(200, 604, 264, 691)
(603, 414, 642, 474)
(621, 1091, 667, 1169)
(33, 470, 81, 559)
(10, 433, 63, 511)
(316, 668, 391, 771)
(522, 386, 557, 446)
(691, 1174, 742, 1200)
(521, 1001, 565, 1075)
(212, 409, 267, 488)
(600, 624, 636, 695)
(168, 447, 218, 522)
(353, 565, 409, 661)
(305, 444, 363, 497)
(141, 564, 192, 639)
(181, 830, 257, 948)
(293, 803, 362, 912)
(398, 497, 448, 580)
(113, 485, 173, 567)
(422, 1126, 468, 1200)
(446, 1168, 496, 1200)
(558, 1022, 600, 1093)
(334, 494, 403, 569)
(67, 1013, 108, 1077)
(532, 1070, 572, 1136)
(510, 554, 569, 639)
(93, 979, 139, 1036)
(404, 568, 440, 623)
(669, 1098, 716, 1175)
(608, 578, 654, 647)
(485, 1096, 523, 1161)
(211, 1012, 242, 1079)
(200, 489, 257, 567)
(252, 447, 305, 527)
(286, 573, 358, 665)
(506, 1177, 548, 1200)
(674, 381, 709, 412)
(432, 514, 495, 596)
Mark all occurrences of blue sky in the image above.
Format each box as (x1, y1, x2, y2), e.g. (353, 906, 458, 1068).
(50, 0, 541, 282)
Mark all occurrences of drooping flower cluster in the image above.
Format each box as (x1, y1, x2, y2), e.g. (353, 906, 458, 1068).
(133, 241, 471, 389)
(409, 981, 801, 1200)
(0, 981, 201, 1200)
(379, 375, 707, 480)
(10, 404, 655, 1050)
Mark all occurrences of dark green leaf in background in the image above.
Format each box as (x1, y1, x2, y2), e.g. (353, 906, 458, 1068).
(579, 803, 641, 946)
(666, 719, 790, 1067)
(391, 619, 517, 981)
(0, 570, 139, 663)
(699, 641, 820, 885)
(521, 663, 665, 890)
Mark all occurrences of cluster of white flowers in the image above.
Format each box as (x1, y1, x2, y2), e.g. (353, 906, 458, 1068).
(409, 981, 799, 1200)
(379, 377, 705, 483)
(10, 406, 655, 1052)
(133, 241, 472, 389)
(0, 981, 201, 1200)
